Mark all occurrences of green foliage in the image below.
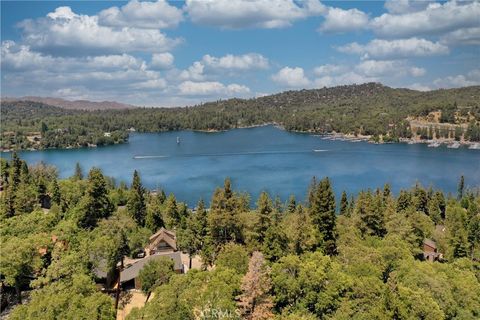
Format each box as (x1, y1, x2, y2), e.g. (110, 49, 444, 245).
(77, 168, 114, 229)
(126, 170, 146, 226)
(216, 242, 249, 275)
(138, 257, 175, 298)
(309, 177, 337, 255)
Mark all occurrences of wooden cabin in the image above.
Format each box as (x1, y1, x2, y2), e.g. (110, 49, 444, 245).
(423, 238, 443, 262)
(120, 251, 183, 290)
(146, 228, 177, 255)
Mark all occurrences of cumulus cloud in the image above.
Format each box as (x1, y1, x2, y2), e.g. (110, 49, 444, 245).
(433, 69, 480, 88)
(338, 38, 449, 59)
(319, 7, 369, 33)
(151, 52, 174, 69)
(185, 0, 326, 29)
(202, 53, 269, 70)
(354, 60, 425, 78)
(18, 6, 182, 56)
(384, 0, 430, 14)
(371, 1, 480, 38)
(271, 67, 310, 88)
(441, 27, 480, 45)
(178, 80, 250, 96)
(98, 0, 183, 29)
(313, 64, 348, 76)
(314, 71, 376, 88)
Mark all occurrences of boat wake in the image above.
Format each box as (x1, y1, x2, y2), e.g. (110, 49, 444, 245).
(134, 149, 328, 159)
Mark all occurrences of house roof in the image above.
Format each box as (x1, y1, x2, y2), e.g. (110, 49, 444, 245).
(147, 228, 177, 251)
(120, 251, 182, 283)
(423, 238, 437, 249)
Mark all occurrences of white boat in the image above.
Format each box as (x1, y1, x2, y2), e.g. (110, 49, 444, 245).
(447, 142, 461, 149)
(427, 142, 441, 148)
(177, 136, 180, 144)
(469, 143, 480, 150)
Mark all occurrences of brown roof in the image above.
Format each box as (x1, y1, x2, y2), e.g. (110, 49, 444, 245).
(423, 238, 437, 249)
(147, 228, 177, 251)
(120, 252, 183, 282)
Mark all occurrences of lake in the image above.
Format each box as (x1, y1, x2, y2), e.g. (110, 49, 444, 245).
(4, 125, 480, 206)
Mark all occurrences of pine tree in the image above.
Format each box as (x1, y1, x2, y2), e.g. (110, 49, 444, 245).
(309, 177, 337, 255)
(164, 194, 179, 229)
(78, 168, 113, 229)
(287, 195, 296, 214)
(51, 178, 61, 206)
(383, 183, 391, 201)
(73, 162, 83, 180)
(256, 192, 273, 244)
(145, 193, 165, 232)
(127, 170, 146, 226)
(339, 191, 348, 215)
(356, 191, 386, 237)
(458, 175, 465, 200)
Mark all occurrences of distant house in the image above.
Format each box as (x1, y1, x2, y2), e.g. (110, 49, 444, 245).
(120, 251, 183, 290)
(103, 132, 111, 137)
(423, 238, 443, 262)
(146, 228, 177, 255)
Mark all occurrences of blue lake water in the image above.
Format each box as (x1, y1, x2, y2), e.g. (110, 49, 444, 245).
(4, 126, 480, 206)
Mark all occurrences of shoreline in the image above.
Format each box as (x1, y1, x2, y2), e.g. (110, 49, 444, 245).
(2, 124, 479, 153)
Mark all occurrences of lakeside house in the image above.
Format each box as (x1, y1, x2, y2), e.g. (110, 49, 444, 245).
(423, 238, 443, 262)
(146, 228, 177, 255)
(119, 228, 184, 290)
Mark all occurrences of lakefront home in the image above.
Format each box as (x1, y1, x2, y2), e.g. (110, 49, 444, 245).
(119, 228, 184, 290)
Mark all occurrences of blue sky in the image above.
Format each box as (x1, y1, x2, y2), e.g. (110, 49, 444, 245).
(1, 0, 479, 106)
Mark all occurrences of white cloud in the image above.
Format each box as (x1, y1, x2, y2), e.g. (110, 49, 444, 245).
(185, 0, 326, 29)
(371, 1, 480, 38)
(151, 52, 174, 69)
(202, 53, 269, 70)
(313, 64, 348, 76)
(440, 27, 480, 45)
(319, 7, 369, 33)
(354, 60, 426, 78)
(408, 83, 432, 91)
(98, 0, 183, 29)
(271, 67, 310, 88)
(433, 69, 480, 88)
(178, 80, 250, 96)
(338, 38, 449, 59)
(314, 72, 376, 88)
(384, 0, 430, 14)
(179, 61, 205, 81)
(18, 6, 182, 56)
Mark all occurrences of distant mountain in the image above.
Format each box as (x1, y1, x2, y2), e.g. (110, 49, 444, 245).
(1, 96, 136, 110)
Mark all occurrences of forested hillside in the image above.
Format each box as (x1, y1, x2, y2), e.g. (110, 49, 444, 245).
(2, 83, 480, 150)
(1, 154, 479, 319)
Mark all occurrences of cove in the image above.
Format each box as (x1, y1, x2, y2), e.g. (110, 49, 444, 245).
(4, 125, 480, 206)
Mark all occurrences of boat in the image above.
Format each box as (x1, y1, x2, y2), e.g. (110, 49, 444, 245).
(447, 142, 460, 149)
(469, 143, 480, 150)
(177, 136, 180, 144)
(427, 142, 441, 148)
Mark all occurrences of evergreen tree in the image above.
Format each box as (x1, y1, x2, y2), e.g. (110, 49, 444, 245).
(51, 178, 61, 206)
(446, 205, 469, 259)
(396, 190, 412, 212)
(356, 191, 386, 237)
(309, 177, 337, 255)
(458, 175, 465, 200)
(383, 183, 391, 201)
(73, 162, 83, 180)
(78, 168, 113, 229)
(287, 195, 296, 214)
(163, 194, 179, 229)
(256, 192, 273, 244)
(126, 170, 146, 226)
(145, 193, 165, 232)
(339, 191, 348, 215)
(262, 225, 288, 262)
